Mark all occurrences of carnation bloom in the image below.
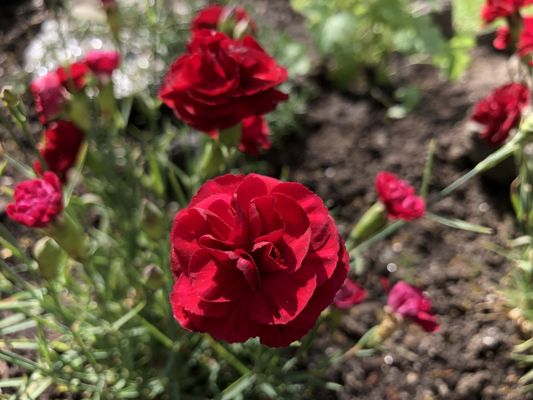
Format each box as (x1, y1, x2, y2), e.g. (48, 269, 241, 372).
(84, 50, 121, 76)
(494, 17, 533, 58)
(191, 5, 257, 37)
(472, 83, 529, 145)
(481, 0, 533, 23)
(30, 62, 88, 124)
(159, 30, 288, 133)
(333, 278, 367, 309)
(387, 281, 439, 333)
(170, 173, 349, 347)
(33, 120, 85, 183)
(375, 172, 425, 221)
(6, 172, 63, 228)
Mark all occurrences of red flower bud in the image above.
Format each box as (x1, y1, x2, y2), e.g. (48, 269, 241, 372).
(375, 172, 425, 221)
(6, 172, 63, 228)
(387, 281, 439, 333)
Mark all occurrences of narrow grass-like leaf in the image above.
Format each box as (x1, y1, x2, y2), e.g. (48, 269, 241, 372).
(219, 372, 256, 400)
(0, 313, 26, 329)
(64, 142, 88, 207)
(420, 139, 436, 199)
(426, 212, 493, 234)
(112, 301, 146, 331)
(0, 378, 25, 388)
(1, 319, 37, 335)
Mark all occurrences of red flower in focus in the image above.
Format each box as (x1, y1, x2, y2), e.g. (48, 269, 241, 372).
(375, 172, 425, 221)
(33, 121, 85, 183)
(493, 17, 533, 58)
(472, 83, 529, 145)
(84, 50, 121, 76)
(387, 281, 439, 333)
(159, 30, 287, 133)
(334, 278, 367, 309)
(30, 62, 88, 124)
(191, 5, 256, 36)
(6, 172, 63, 228)
(481, 0, 533, 23)
(170, 173, 349, 347)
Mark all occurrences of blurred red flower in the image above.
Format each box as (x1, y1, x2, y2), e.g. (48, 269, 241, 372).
(239, 115, 271, 156)
(84, 50, 121, 76)
(170, 173, 349, 347)
(471, 83, 529, 145)
(334, 278, 367, 309)
(375, 172, 425, 221)
(33, 120, 85, 183)
(30, 62, 88, 124)
(387, 281, 439, 333)
(494, 17, 533, 58)
(159, 30, 287, 132)
(191, 4, 256, 36)
(481, 0, 533, 23)
(6, 172, 63, 228)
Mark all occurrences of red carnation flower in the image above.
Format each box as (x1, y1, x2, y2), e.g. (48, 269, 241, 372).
(387, 281, 439, 333)
(375, 172, 425, 221)
(472, 83, 529, 146)
(30, 62, 88, 124)
(159, 30, 288, 133)
(6, 172, 63, 228)
(170, 173, 349, 347)
(84, 50, 121, 76)
(481, 0, 533, 23)
(33, 121, 85, 183)
(192, 5, 256, 37)
(494, 17, 533, 57)
(334, 278, 367, 309)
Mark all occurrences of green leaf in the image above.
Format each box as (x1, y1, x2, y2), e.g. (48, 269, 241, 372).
(219, 372, 256, 400)
(426, 212, 493, 234)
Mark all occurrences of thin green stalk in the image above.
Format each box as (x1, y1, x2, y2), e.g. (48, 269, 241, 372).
(420, 138, 436, 199)
(205, 335, 250, 376)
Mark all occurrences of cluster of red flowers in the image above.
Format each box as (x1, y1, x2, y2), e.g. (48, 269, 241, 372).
(159, 5, 287, 156)
(6, 3, 441, 349)
(474, 1, 533, 146)
(7, 50, 120, 228)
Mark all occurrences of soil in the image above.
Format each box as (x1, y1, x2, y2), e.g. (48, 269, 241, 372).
(2, 0, 533, 399)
